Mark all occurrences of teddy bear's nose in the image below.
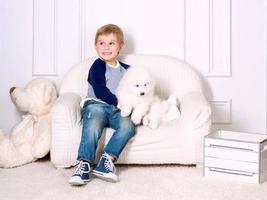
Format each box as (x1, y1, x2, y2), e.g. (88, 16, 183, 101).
(9, 87, 16, 94)
(140, 92, 145, 96)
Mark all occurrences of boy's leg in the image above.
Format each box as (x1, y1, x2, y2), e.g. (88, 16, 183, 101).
(104, 110, 136, 160)
(77, 101, 108, 163)
(92, 107, 135, 182)
(69, 101, 108, 185)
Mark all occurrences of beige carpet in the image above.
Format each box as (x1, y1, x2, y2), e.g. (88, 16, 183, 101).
(0, 159, 267, 200)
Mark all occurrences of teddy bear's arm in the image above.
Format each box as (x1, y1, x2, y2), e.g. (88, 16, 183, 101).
(31, 117, 51, 158)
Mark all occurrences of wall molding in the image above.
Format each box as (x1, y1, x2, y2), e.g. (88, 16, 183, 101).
(183, 0, 187, 61)
(209, 100, 232, 124)
(207, 0, 232, 77)
(265, 0, 267, 133)
(33, 0, 57, 76)
(79, 0, 86, 61)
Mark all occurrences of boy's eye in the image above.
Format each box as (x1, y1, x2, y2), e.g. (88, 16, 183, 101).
(109, 42, 115, 45)
(99, 42, 104, 45)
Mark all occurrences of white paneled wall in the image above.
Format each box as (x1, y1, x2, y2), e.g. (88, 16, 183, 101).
(0, 0, 266, 134)
(33, 0, 57, 75)
(208, 0, 231, 77)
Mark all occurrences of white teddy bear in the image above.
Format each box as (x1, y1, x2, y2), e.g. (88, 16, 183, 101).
(0, 78, 57, 168)
(143, 95, 181, 129)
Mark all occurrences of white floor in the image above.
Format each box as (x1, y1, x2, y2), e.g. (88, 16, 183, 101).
(0, 159, 267, 200)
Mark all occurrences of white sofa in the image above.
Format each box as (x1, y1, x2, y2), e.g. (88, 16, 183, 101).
(51, 54, 211, 168)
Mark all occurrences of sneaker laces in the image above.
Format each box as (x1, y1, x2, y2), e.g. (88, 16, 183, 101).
(74, 161, 90, 176)
(103, 153, 116, 173)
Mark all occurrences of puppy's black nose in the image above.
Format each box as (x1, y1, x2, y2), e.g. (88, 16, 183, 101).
(140, 92, 145, 96)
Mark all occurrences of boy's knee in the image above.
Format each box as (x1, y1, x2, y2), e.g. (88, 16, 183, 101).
(120, 118, 136, 137)
(82, 113, 106, 138)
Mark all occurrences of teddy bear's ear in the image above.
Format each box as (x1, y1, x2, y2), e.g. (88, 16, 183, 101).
(10, 87, 30, 112)
(43, 85, 56, 106)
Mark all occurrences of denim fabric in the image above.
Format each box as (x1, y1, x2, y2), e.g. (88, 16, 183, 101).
(77, 100, 135, 164)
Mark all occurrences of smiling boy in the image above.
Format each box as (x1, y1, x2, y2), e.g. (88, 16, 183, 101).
(68, 24, 136, 186)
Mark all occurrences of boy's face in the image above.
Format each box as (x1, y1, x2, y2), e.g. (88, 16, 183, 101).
(95, 33, 123, 66)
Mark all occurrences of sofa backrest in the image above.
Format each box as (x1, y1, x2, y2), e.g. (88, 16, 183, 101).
(59, 54, 203, 101)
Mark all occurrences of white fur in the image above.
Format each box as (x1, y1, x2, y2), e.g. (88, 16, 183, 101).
(116, 67, 158, 125)
(143, 95, 181, 129)
(0, 78, 57, 168)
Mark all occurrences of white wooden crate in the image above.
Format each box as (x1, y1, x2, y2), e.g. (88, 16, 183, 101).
(204, 130, 267, 184)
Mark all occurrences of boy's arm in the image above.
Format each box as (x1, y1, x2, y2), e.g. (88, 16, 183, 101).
(89, 63, 118, 106)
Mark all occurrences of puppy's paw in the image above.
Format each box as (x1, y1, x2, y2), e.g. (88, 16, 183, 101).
(121, 106, 132, 117)
(120, 109, 131, 117)
(117, 103, 122, 110)
(148, 121, 159, 129)
(142, 115, 149, 126)
(131, 114, 142, 125)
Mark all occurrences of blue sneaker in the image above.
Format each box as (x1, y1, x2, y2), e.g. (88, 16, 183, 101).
(92, 153, 118, 182)
(68, 161, 91, 186)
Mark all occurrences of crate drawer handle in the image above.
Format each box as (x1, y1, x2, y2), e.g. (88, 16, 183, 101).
(209, 144, 254, 152)
(209, 167, 255, 177)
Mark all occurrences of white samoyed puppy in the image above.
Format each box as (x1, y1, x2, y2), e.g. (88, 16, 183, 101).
(116, 67, 158, 125)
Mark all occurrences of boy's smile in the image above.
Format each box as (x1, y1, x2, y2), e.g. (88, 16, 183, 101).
(95, 33, 123, 66)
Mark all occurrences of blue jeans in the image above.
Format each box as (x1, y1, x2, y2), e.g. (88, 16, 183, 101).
(77, 100, 136, 164)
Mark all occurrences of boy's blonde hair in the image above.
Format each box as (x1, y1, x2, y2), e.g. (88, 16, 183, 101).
(94, 24, 124, 45)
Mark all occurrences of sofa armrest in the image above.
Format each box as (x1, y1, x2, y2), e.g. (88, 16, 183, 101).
(180, 91, 211, 129)
(50, 92, 82, 167)
(51, 92, 82, 124)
